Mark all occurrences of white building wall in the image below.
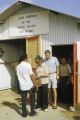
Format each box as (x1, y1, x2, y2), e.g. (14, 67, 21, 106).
(77, 23, 80, 41)
(40, 13, 79, 56)
(49, 12, 78, 45)
(1, 19, 9, 40)
(40, 34, 52, 57)
(0, 6, 79, 45)
(15, 6, 44, 15)
(0, 6, 48, 40)
(0, 25, 2, 39)
(0, 43, 18, 90)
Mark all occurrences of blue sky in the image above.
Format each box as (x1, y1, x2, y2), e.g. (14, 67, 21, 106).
(0, 0, 15, 13)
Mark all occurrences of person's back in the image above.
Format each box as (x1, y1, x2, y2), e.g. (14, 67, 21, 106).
(16, 61, 33, 91)
(16, 54, 37, 117)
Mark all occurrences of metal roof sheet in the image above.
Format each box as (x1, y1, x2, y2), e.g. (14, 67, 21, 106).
(18, 0, 80, 19)
(0, 0, 80, 23)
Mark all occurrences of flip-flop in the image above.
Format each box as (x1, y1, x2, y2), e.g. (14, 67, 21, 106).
(52, 105, 57, 109)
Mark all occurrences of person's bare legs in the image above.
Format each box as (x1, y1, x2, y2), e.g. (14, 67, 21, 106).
(48, 88, 52, 105)
(52, 88, 57, 108)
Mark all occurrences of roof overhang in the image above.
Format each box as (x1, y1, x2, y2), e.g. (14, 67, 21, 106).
(0, 0, 80, 24)
(0, 1, 30, 23)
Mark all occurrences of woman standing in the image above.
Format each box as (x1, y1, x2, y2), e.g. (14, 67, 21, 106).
(34, 55, 49, 111)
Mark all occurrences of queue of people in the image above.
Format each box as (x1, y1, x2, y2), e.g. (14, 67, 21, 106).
(16, 50, 73, 118)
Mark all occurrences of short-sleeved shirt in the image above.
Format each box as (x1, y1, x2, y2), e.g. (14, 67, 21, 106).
(16, 61, 33, 91)
(36, 62, 49, 84)
(45, 57, 59, 73)
(59, 63, 71, 76)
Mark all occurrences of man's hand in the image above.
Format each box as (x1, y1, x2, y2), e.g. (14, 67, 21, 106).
(56, 74, 59, 80)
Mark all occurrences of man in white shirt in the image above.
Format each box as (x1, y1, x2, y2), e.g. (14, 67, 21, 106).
(16, 54, 37, 117)
(44, 50, 59, 109)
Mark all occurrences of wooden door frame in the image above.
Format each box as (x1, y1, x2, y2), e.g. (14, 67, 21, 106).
(26, 35, 41, 69)
(26, 35, 41, 54)
(73, 43, 78, 108)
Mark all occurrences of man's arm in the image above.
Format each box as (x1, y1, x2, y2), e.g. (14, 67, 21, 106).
(56, 66, 59, 80)
(30, 74, 38, 90)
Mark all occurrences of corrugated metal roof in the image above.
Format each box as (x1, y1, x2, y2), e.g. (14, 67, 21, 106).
(0, 0, 80, 23)
(18, 0, 80, 19)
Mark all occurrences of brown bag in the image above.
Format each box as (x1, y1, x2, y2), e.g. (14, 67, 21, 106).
(35, 79, 41, 87)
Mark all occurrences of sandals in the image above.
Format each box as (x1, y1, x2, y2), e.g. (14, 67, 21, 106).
(52, 105, 57, 109)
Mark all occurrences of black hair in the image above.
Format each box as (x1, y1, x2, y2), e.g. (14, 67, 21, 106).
(45, 50, 50, 54)
(19, 53, 28, 63)
(34, 55, 44, 63)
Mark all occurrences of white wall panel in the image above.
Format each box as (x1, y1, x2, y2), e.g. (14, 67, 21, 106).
(49, 12, 78, 45)
(0, 6, 47, 40)
(0, 43, 18, 90)
(41, 34, 52, 57)
(8, 11, 49, 37)
(0, 25, 2, 39)
(15, 6, 44, 15)
(0, 6, 80, 45)
(1, 19, 10, 40)
(77, 23, 80, 41)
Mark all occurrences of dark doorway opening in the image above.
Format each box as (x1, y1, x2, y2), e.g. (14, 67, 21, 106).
(0, 39, 26, 90)
(0, 39, 26, 58)
(52, 45, 73, 106)
(52, 45, 73, 60)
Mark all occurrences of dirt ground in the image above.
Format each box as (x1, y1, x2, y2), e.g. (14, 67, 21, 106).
(0, 89, 80, 120)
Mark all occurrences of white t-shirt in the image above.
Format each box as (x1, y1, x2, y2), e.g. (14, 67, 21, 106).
(16, 61, 33, 91)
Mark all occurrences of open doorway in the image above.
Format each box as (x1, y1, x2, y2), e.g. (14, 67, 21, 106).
(0, 39, 26, 90)
(52, 45, 73, 106)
